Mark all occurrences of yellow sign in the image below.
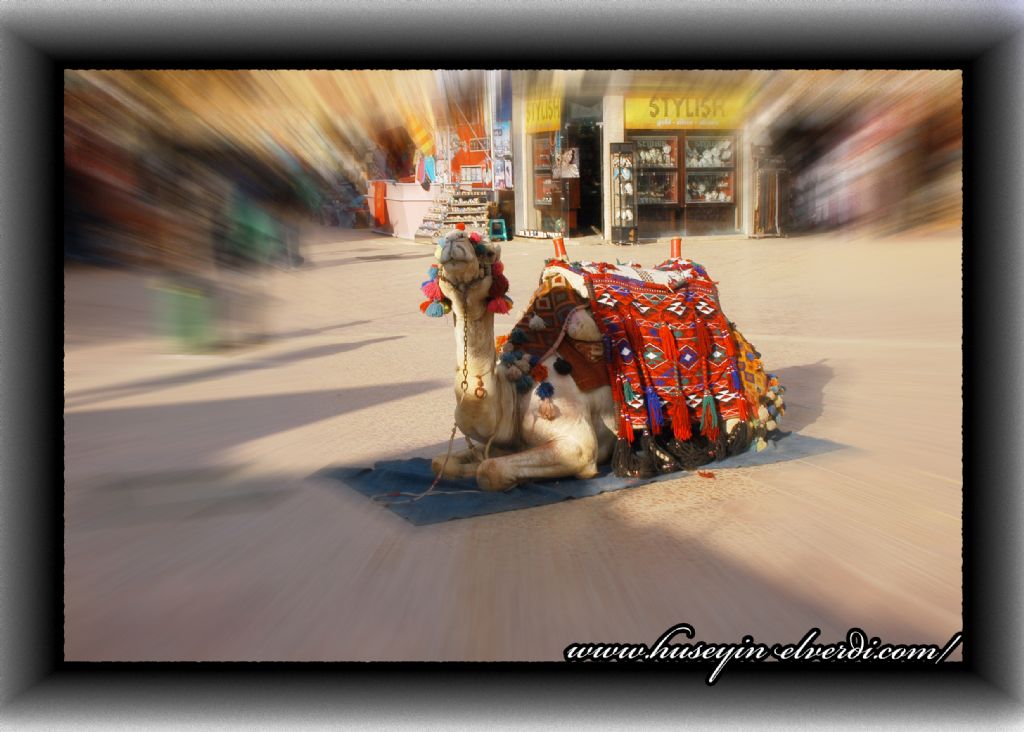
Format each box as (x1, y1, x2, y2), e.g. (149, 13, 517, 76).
(525, 95, 562, 134)
(625, 92, 747, 129)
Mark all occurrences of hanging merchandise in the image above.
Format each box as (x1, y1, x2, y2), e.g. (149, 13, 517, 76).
(424, 155, 436, 183)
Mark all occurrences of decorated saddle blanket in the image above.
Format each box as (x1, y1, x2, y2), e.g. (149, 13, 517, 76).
(501, 257, 780, 446)
(498, 268, 609, 392)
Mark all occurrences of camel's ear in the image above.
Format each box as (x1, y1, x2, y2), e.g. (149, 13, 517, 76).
(482, 241, 502, 264)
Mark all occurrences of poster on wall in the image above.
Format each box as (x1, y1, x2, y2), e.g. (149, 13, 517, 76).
(493, 122, 511, 158)
(552, 147, 579, 179)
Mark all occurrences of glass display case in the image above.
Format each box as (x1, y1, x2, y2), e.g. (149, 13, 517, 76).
(534, 174, 555, 207)
(634, 136, 678, 169)
(685, 172, 734, 203)
(684, 135, 736, 169)
(637, 170, 679, 205)
(610, 142, 638, 244)
(533, 136, 554, 171)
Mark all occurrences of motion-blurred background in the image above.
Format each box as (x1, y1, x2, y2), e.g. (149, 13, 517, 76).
(64, 70, 962, 661)
(66, 71, 960, 350)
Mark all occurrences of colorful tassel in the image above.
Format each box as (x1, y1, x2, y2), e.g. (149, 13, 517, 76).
(421, 279, 443, 301)
(474, 243, 487, 256)
(623, 381, 639, 404)
(645, 386, 663, 434)
(536, 381, 555, 400)
(696, 320, 714, 358)
(492, 261, 504, 276)
(508, 327, 526, 344)
(531, 364, 549, 382)
(427, 265, 438, 278)
(419, 301, 431, 314)
(489, 273, 510, 298)
(670, 397, 691, 440)
(515, 374, 534, 393)
(469, 231, 482, 243)
(700, 391, 719, 441)
(488, 297, 511, 314)
(495, 334, 509, 350)
(499, 350, 521, 366)
(425, 301, 445, 318)
(658, 325, 678, 361)
(529, 314, 547, 331)
(506, 366, 523, 380)
(553, 357, 572, 375)
(538, 399, 560, 420)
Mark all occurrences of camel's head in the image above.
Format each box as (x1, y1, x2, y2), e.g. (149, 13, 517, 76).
(419, 228, 512, 320)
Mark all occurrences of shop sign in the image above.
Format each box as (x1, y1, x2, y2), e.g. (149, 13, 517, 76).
(625, 92, 747, 129)
(526, 95, 562, 134)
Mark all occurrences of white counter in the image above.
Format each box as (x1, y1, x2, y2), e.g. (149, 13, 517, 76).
(367, 180, 435, 241)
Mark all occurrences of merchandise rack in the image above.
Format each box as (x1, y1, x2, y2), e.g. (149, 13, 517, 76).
(415, 185, 490, 241)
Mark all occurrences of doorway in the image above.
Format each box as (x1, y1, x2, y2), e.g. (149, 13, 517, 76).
(562, 98, 603, 238)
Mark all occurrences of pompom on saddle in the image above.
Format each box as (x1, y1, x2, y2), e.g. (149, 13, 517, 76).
(498, 256, 786, 478)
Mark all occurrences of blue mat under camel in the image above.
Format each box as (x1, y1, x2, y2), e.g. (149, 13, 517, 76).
(316, 433, 848, 526)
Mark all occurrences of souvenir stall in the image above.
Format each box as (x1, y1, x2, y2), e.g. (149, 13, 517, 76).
(624, 91, 747, 237)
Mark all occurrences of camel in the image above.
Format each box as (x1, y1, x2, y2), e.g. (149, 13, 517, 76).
(423, 229, 784, 492)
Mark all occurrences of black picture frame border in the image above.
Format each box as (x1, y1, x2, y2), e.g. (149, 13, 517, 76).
(2, 1, 1022, 726)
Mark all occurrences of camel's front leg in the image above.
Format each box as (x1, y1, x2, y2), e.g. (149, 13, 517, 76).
(432, 444, 514, 479)
(475, 436, 598, 492)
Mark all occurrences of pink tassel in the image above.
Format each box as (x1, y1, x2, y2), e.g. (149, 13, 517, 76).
(488, 297, 511, 314)
(421, 280, 443, 301)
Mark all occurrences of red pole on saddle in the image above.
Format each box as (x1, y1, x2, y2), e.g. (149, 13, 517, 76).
(670, 237, 682, 259)
(553, 237, 567, 259)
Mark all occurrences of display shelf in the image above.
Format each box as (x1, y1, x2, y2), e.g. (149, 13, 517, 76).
(534, 174, 555, 207)
(685, 171, 735, 203)
(684, 135, 736, 169)
(533, 136, 554, 171)
(610, 142, 638, 244)
(415, 186, 490, 239)
(637, 170, 679, 205)
(634, 136, 679, 169)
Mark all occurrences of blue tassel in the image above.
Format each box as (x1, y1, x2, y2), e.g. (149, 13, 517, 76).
(767, 404, 779, 419)
(509, 328, 527, 344)
(499, 351, 519, 366)
(425, 301, 445, 318)
(529, 354, 540, 367)
(602, 334, 614, 363)
(427, 265, 438, 278)
(536, 381, 555, 400)
(515, 375, 535, 393)
(474, 243, 487, 256)
(645, 386, 663, 429)
(700, 392, 718, 432)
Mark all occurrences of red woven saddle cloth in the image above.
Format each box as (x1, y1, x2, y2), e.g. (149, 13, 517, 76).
(584, 269, 749, 443)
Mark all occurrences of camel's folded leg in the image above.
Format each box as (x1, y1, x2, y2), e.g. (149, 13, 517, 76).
(475, 436, 598, 492)
(431, 444, 514, 479)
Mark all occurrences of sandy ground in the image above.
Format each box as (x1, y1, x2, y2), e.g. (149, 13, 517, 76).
(64, 224, 962, 661)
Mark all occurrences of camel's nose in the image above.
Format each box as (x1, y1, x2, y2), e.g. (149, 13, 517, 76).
(439, 239, 472, 265)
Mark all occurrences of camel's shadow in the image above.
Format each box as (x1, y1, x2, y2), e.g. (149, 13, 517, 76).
(774, 359, 834, 432)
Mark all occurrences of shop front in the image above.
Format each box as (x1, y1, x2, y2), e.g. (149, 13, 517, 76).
(623, 91, 747, 238)
(524, 94, 604, 238)
(515, 79, 757, 241)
